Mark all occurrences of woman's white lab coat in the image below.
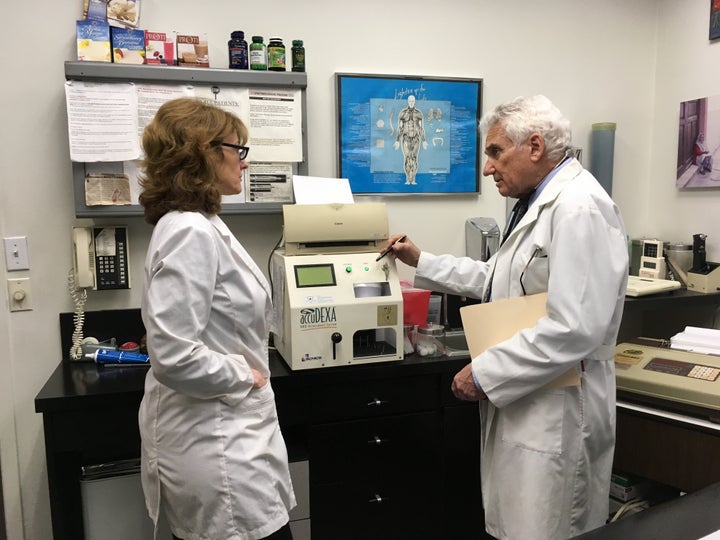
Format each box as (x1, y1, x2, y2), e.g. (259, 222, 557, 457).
(139, 211, 296, 540)
(415, 159, 628, 540)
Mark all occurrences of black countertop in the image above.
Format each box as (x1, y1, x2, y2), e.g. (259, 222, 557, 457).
(571, 481, 720, 540)
(34, 351, 469, 414)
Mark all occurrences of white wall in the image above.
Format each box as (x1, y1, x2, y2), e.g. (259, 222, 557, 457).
(2, 0, 719, 538)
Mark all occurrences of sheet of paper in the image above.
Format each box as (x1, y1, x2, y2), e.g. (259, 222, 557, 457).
(136, 83, 195, 139)
(248, 88, 303, 162)
(292, 175, 354, 205)
(193, 85, 250, 125)
(246, 162, 295, 203)
(65, 80, 141, 162)
(460, 293, 580, 388)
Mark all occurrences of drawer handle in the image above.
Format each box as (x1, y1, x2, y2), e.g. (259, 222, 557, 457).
(368, 493, 388, 504)
(367, 398, 388, 407)
(367, 435, 389, 446)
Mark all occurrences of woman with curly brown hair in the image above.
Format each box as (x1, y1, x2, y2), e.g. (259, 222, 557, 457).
(138, 97, 296, 540)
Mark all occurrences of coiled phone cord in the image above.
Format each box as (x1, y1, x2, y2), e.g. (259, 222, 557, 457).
(68, 268, 88, 360)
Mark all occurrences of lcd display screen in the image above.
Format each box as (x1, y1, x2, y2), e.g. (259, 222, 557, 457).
(294, 264, 337, 288)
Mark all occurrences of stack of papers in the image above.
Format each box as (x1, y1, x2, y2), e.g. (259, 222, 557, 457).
(670, 326, 720, 355)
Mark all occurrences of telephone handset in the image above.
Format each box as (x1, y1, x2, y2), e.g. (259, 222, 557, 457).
(72, 226, 130, 290)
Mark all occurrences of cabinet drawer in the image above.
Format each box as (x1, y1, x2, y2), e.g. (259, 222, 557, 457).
(311, 479, 441, 540)
(310, 412, 441, 484)
(311, 374, 439, 422)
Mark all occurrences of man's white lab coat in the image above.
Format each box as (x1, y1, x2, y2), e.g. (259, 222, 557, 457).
(415, 159, 628, 539)
(139, 211, 295, 540)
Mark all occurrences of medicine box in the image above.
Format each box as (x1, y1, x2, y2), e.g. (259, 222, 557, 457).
(76, 20, 111, 62)
(111, 27, 145, 64)
(610, 471, 653, 502)
(145, 31, 175, 65)
(176, 33, 209, 68)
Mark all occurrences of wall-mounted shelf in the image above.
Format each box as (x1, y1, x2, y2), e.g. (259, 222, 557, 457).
(65, 61, 308, 218)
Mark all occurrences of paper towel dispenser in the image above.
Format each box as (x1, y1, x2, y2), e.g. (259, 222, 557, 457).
(465, 217, 500, 262)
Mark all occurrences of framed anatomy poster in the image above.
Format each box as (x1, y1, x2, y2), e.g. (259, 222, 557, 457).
(336, 73, 483, 195)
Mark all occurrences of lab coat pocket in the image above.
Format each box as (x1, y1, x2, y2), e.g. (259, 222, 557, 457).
(519, 254, 549, 296)
(499, 387, 564, 455)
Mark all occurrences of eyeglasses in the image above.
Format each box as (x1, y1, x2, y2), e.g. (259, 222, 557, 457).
(219, 142, 250, 161)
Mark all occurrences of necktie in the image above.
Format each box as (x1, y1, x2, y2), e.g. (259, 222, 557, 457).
(501, 196, 531, 246)
(483, 196, 531, 302)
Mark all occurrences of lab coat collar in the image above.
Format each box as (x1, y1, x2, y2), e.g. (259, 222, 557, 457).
(206, 215, 273, 301)
(500, 158, 583, 249)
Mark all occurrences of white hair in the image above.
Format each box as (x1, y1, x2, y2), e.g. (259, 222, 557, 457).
(480, 95, 572, 161)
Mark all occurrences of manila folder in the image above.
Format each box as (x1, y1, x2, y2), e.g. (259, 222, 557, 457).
(459, 293, 580, 388)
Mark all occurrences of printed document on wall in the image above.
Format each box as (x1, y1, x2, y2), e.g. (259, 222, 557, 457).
(248, 88, 303, 162)
(65, 80, 141, 162)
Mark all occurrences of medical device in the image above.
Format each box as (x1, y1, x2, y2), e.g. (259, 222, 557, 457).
(614, 342, 720, 418)
(271, 203, 404, 370)
(686, 233, 720, 293)
(638, 239, 667, 279)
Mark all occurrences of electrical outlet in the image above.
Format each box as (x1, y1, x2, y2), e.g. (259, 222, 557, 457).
(7, 278, 32, 312)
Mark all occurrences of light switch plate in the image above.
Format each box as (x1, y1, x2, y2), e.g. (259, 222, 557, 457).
(3, 236, 30, 271)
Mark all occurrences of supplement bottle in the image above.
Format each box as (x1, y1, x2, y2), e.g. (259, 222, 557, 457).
(267, 37, 286, 71)
(291, 39, 305, 72)
(249, 35, 267, 70)
(228, 31, 248, 69)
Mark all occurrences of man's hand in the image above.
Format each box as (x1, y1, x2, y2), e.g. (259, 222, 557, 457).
(452, 364, 486, 402)
(381, 234, 421, 268)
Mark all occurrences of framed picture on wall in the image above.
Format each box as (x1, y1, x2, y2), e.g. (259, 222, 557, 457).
(335, 73, 483, 195)
(711, 0, 720, 40)
(676, 94, 720, 188)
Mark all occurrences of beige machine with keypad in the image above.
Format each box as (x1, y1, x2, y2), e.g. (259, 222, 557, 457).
(614, 342, 720, 411)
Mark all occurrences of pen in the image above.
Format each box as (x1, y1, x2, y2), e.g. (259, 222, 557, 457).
(376, 235, 407, 262)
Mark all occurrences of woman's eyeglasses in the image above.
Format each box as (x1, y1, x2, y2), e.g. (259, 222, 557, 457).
(220, 142, 250, 161)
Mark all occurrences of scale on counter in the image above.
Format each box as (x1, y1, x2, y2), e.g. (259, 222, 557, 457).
(614, 341, 720, 419)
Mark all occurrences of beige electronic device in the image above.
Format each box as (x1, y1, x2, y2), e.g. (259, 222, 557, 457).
(626, 275, 681, 297)
(271, 203, 403, 370)
(614, 342, 720, 412)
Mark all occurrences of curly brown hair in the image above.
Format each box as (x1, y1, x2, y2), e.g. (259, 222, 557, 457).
(138, 97, 249, 225)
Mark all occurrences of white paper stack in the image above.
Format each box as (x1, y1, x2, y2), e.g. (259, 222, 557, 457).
(670, 326, 720, 355)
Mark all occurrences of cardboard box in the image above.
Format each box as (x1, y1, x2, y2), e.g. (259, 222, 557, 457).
(83, 0, 108, 22)
(176, 33, 209, 68)
(144, 31, 175, 65)
(107, 0, 140, 28)
(111, 27, 145, 64)
(76, 20, 111, 62)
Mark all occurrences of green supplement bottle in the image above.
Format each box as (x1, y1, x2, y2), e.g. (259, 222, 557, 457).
(267, 37, 286, 71)
(291, 39, 305, 72)
(249, 36, 267, 70)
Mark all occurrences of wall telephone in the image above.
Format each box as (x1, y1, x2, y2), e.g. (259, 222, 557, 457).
(72, 226, 130, 290)
(69, 226, 130, 360)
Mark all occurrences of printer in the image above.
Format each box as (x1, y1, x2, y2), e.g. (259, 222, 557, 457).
(271, 203, 404, 370)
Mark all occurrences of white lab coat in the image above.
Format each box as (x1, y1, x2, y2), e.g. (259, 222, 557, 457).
(139, 211, 296, 540)
(415, 159, 628, 540)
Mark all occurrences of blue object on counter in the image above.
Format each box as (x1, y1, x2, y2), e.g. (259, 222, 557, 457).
(85, 349, 150, 365)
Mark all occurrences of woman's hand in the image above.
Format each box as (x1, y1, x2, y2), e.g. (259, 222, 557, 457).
(251, 368, 268, 389)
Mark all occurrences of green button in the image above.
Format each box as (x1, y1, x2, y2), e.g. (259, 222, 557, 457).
(345, 266, 352, 273)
